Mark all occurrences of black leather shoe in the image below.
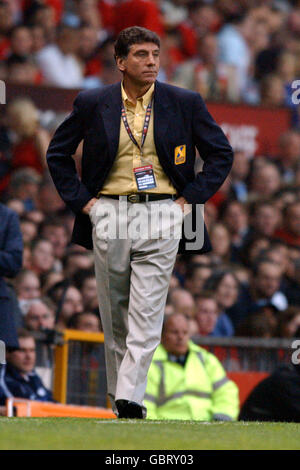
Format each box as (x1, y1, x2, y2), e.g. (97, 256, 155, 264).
(116, 399, 144, 419)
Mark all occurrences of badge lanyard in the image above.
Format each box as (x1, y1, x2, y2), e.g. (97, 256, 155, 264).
(121, 98, 157, 191)
(121, 98, 153, 161)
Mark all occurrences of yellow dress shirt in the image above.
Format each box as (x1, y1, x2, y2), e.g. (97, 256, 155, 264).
(100, 82, 176, 195)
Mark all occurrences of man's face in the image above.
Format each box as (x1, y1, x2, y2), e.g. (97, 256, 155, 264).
(25, 303, 55, 331)
(162, 315, 189, 356)
(254, 205, 279, 237)
(77, 314, 100, 332)
(61, 287, 84, 318)
(286, 205, 300, 236)
(255, 263, 282, 298)
(117, 42, 160, 87)
(195, 298, 218, 335)
(32, 241, 54, 272)
(17, 273, 41, 300)
(7, 337, 36, 374)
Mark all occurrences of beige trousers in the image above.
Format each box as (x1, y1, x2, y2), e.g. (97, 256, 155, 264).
(89, 196, 182, 416)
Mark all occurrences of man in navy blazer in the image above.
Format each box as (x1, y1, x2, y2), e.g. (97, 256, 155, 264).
(47, 26, 233, 419)
(0, 203, 23, 351)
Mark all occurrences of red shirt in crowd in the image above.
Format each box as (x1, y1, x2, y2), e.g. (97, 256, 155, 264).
(114, 0, 164, 36)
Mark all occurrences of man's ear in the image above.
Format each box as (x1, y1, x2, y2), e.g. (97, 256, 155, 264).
(116, 57, 126, 73)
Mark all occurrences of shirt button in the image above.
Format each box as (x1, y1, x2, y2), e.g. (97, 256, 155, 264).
(136, 113, 139, 117)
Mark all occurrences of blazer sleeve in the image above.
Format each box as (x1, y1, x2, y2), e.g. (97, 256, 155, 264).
(0, 211, 23, 278)
(46, 92, 93, 214)
(181, 93, 234, 205)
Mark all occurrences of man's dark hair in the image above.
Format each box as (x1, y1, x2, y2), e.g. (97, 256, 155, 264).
(185, 262, 212, 281)
(194, 290, 217, 304)
(17, 328, 35, 341)
(114, 26, 160, 59)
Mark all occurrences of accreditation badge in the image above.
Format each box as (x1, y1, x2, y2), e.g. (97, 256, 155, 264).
(174, 145, 186, 165)
(134, 164, 157, 191)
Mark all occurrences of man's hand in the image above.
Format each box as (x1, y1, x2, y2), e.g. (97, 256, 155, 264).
(82, 197, 99, 215)
(174, 196, 191, 216)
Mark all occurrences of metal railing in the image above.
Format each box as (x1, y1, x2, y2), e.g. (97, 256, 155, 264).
(32, 331, 298, 406)
(192, 335, 296, 372)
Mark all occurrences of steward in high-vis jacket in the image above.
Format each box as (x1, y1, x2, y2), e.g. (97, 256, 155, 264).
(144, 313, 239, 421)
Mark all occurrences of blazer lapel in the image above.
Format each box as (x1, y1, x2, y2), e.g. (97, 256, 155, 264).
(99, 82, 122, 160)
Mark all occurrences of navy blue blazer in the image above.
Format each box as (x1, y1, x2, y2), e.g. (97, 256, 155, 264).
(0, 204, 23, 349)
(46, 81, 233, 253)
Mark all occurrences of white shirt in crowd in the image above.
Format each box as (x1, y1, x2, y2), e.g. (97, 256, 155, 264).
(36, 45, 83, 89)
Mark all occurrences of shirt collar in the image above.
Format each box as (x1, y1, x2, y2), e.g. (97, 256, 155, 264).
(121, 82, 155, 107)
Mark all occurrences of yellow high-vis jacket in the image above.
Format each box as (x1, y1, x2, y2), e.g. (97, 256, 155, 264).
(145, 341, 239, 421)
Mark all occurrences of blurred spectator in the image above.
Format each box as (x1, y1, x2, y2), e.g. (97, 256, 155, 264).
(168, 287, 198, 336)
(72, 268, 98, 309)
(248, 200, 281, 239)
(276, 130, 300, 183)
(239, 363, 300, 422)
(195, 290, 234, 337)
(39, 216, 69, 260)
(30, 24, 46, 54)
(114, 0, 164, 36)
(7, 169, 42, 211)
(209, 222, 232, 264)
(168, 287, 195, 319)
(174, 32, 239, 102)
(77, 24, 101, 77)
(26, 3, 57, 44)
(0, 0, 14, 60)
(47, 281, 84, 329)
(41, 271, 64, 295)
(30, 238, 55, 275)
(5, 98, 50, 189)
(0, 202, 23, 350)
(221, 200, 249, 260)
(67, 311, 101, 332)
(275, 200, 300, 247)
(184, 262, 212, 295)
(24, 297, 56, 331)
(284, 256, 300, 306)
(218, 12, 254, 96)
(63, 250, 94, 277)
(36, 25, 83, 88)
(0, 329, 54, 406)
(249, 163, 282, 199)
(228, 150, 249, 202)
(15, 269, 41, 314)
(236, 310, 277, 338)
(36, 178, 66, 215)
(20, 217, 38, 244)
(276, 306, 300, 338)
(228, 259, 288, 328)
(5, 54, 41, 85)
(260, 73, 285, 107)
(7, 25, 33, 58)
(204, 270, 239, 317)
(145, 313, 239, 421)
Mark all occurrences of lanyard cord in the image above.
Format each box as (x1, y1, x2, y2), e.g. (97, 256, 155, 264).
(121, 98, 153, 155)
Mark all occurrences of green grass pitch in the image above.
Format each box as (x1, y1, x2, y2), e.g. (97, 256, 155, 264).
(0, 418, 299, 450)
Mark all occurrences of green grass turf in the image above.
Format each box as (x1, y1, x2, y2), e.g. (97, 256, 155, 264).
(0, 418, 299, 450)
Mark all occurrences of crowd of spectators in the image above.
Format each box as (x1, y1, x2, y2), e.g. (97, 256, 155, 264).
(0, 0, 300, 111)
(1, 0, 300, 350)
